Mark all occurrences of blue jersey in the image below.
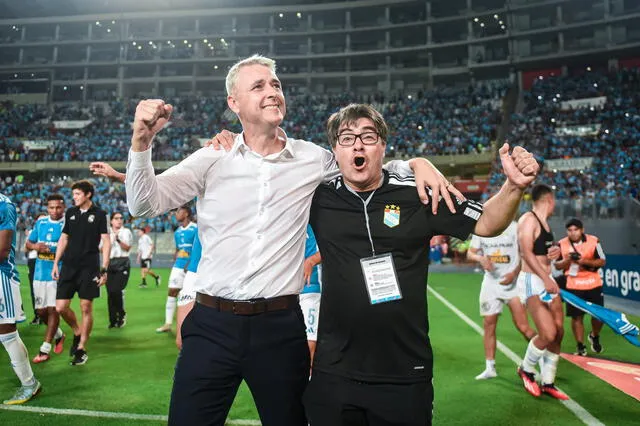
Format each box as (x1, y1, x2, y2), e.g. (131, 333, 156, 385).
(0, 193, 19, 282)
(28, 215, 64, 282)
(174, 222, 198, 269)
(187, 233, 202, 273)
(300, 224, 321, 294)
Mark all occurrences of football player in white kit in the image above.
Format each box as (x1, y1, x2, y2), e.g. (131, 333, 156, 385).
(299, 225, 322, 366)
(468, 221, 535, 380)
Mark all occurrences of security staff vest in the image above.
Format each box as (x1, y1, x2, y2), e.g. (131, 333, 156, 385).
(559, 234, 603, 290)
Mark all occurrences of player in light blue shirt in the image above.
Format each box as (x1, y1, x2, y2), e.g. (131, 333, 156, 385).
(176, 232, 202, 348)
(300, 224, 322, 363)
(25, 194, 67, 363)
(157, 205, 198, 333)
(0, 193, 41, 404)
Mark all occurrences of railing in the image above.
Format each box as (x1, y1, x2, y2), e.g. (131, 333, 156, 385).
(517, 196, 635, 220)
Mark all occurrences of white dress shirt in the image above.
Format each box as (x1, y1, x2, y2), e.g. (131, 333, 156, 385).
(110, 227, 133, 258)
(127, 132, 412, 300)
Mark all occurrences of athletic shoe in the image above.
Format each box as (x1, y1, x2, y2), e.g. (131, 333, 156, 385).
(589, 333, 603, 353)
(475, 368, 497, 380)
(69, 334, 81, 357)
(32, 352, 50, 364)
(54, 334, 65, 354)
(117, 314, 127, 328)
(2, 380, 41, 405)
(155, 276, 161, 287)
(574, 343, 587, 356)
(156, 324, 171, 333)
(138, 283, 148, 288)
(29, 317, 41, 326)
(541, 383, 569, 400)
(517, 366, 541, 397)
(70, 349, 88, 366)
(108, 323, 116, 329)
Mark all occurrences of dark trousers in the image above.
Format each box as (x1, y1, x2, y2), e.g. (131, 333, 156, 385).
(168, 301, 310, 426)
(304, 371, 433, 426)
(107, 289, 125, 325)
(27, 258, 37, 315)
(106, 258, 130, 326)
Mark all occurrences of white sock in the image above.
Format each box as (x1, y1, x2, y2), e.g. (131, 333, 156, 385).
(522, 337, 545, 374)
(165, 296, 177, 325)
(486, 359, 496, 371)
(54, 328, 63, 339)
(40, 342, 52, 354)
(1, 331, 36, 386)
(542, 351, 560, 385)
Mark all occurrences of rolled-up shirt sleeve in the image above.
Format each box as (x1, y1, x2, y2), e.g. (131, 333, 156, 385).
(126, 147, 220, 217)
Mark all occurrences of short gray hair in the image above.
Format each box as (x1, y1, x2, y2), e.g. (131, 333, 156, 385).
(225, 54, 277, 96)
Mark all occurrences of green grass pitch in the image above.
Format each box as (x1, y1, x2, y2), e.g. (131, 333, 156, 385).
(1, 267, 638, 425)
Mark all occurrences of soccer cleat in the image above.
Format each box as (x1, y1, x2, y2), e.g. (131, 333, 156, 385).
(54, 334, 65, 355)
(3, 380, 42, 405)
(541, 383, 569, 400)
(574, 343, 587, 356)
(517, 367, 541, 397)
(156, 324, 171, 333)
(475, 368, 497, 380)
(29, 317, 41, 326)
(69, 334, 81, 357)
(138, 282, 148, 288)
(155, 276, 161, 287)
(589, 333, 603, 354)
(70, 349, 88, 366)
(32, 352, 50, 364)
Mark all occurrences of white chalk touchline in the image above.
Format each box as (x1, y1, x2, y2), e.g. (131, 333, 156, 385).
(427, 285, 605, 426)
(0, 403, 261, 425)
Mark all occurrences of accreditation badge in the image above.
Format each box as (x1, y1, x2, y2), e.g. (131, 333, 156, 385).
(360, 253, 402, 304)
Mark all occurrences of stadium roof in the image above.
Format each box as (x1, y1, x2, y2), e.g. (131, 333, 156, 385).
(0, 0, 346, 19)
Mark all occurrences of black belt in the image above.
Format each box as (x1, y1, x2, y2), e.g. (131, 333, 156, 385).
(196, 293, 298, 315)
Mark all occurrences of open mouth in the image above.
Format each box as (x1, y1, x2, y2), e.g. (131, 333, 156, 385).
(354, 156, 366, 169)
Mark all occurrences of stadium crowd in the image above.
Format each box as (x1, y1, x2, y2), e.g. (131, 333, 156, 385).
(1, 67, 638, 231)
(486, 66, 640, 211)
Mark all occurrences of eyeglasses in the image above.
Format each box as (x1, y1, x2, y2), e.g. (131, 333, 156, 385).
(337, 132, 380, 146)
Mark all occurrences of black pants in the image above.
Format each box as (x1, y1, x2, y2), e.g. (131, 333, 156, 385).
(304, 371, 433, 426)
(168, 301, 310, 426)
(27, 258, 37, 315)
(107, 257, 130, 325)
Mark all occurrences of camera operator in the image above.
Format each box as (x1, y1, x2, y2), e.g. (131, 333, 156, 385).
(555, 218, 606, 356)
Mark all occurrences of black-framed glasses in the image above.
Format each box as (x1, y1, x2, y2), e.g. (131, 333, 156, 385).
(337, 131, 380, 146)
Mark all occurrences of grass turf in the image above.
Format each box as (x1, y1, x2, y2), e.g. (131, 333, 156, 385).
(1, 267, 638, 425)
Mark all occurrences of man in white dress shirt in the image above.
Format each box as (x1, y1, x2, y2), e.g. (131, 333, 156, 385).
(126, 54, 461, 426)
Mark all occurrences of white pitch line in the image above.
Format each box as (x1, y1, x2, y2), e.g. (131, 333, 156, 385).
(0, 404, 261, 425)
(427, 285, 605, 426)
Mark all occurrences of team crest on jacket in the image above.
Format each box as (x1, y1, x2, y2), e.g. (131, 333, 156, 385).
(384, 204, 400, 228)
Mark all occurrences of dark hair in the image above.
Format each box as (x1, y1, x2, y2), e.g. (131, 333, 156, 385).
(326, 104, 388, 148)
(565, 218, 583, 229)
(46, 193, 64, 203)
(71, 180, 95, 199)
(178, 205, 192, 218)
(531, 184, 553, 202)
(111, 211, 124, 220)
